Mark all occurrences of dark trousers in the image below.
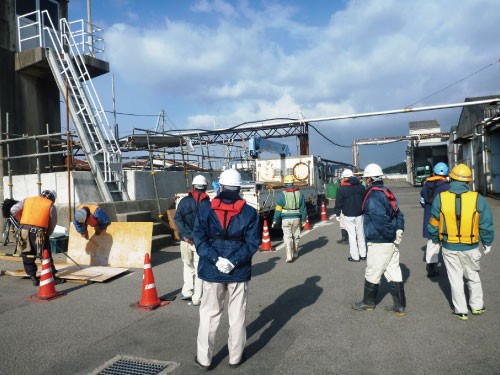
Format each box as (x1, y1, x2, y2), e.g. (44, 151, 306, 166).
(22, 231, 56, 277)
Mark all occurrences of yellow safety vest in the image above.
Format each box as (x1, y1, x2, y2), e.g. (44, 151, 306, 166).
(282, 190, 301, 215)
(437, 190, 480, 244)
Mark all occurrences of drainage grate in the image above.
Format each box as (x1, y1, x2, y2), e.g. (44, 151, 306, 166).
(90, 355, 178, 375)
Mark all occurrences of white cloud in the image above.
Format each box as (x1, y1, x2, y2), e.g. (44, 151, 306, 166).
(100, 0, 500, 166)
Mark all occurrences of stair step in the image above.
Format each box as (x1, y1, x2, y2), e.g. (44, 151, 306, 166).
(116, 210, 151, 222)
(151, 233, 173, 251)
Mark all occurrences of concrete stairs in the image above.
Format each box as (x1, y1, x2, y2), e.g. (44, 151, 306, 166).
(116, 211, 174, 251)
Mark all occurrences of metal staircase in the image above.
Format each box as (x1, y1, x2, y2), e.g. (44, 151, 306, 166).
(17, 10, 128, 202)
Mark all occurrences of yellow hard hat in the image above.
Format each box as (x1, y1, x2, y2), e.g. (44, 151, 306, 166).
(284, 175, 295, 184)
(449, 163, 472, 182)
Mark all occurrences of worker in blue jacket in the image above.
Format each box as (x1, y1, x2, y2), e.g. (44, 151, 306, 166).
(174, 175, 211, 305)
(272, 175, 307, 263)
(419, 162, 450, 277)
(428, 164, 494, 321)
(352, 163, 406, 316)
(193, 168, 260, 371)
(73, 204, 111, 240)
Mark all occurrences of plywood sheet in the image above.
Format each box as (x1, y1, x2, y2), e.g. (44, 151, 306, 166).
(67, 222, 153, 268)
(56, 266, 128, 282)
(166, 209, 180, 240)
(4, 265, 128, 283)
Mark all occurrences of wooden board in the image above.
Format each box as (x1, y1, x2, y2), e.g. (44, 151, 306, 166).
(4, 265, 128, 283)
(67, 222, 153, 268)
(166, 209, 180, 240)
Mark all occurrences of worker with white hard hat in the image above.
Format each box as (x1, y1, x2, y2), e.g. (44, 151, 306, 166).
(333, 168, 367, 262)
(352, 163, 406, 316)
(193, 168, 261, 370)
(335, 168, 354, 245)
(174, 174, 211, 305)
(428, 164, 494, 321)
(10, 189, 65, 286)
(73, 203, 111, 240)
(271, 174, 307, 263)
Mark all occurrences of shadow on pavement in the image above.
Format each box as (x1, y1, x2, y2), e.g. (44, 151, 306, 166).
(252, 256, 280, 277)
(300, 235, 328, 257)
(218, 275, 323, 366)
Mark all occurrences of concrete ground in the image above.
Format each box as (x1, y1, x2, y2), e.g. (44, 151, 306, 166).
(0, 181, 499, 375)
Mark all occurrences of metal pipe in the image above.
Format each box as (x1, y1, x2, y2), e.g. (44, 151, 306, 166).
(35, 138, 41, 195)
(6, 113, 13, 198)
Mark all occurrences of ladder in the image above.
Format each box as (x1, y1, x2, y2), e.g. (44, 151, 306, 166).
(17, 11, 128, 202)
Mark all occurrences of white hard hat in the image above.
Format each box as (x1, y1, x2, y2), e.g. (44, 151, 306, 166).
(341, 169, 353, 178)
(74, 209, 87, 223)
(40, 189, 57, 202)
(219, 168, 242, 187)
(363, 163, 384, 178)
(192, 175, 208, 186)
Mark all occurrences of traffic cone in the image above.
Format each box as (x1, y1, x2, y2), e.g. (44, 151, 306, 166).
(131, 253, 170, 311)
(29, 249, 66, 302)
(303, 216, 312, 230)
(259, 219, 274, 252)
(320, 201, 328, 221)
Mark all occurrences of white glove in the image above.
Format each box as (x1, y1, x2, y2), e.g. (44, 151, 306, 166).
(394, 229, 404, 245)
(483, 245, 492, 255)
(271, 222, 277, 229)
(216, 257, 235, 274)
(334, 215, 341, 222)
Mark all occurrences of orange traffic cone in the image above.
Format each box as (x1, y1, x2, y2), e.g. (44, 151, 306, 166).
(259, 219, 274, 252)
(131, 253, 170, 311)
(29, 249, 66, 302)
(303, 216, 312, 230)
(320, 201, 328, 221)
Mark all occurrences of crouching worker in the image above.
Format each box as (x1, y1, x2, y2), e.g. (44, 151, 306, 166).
(11, 190, 65, 286)
(73, 204, 111, 240)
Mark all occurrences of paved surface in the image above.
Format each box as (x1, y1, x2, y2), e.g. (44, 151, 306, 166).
(1, 181, 499, 375)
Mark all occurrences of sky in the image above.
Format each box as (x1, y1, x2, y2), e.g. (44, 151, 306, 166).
(67, 0, 500, 168)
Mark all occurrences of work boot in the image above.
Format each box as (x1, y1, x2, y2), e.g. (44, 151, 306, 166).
(337, 229, 349, 244)
(53, 276, 66, 285)
(351, 280, 378, 310)
(426, 263, 439, 278)
(30, 275, 40, 286)
(385, 281, 406, 316)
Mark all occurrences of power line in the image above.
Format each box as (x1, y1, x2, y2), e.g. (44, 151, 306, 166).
(309, 123, 350, 148)
(406, 60, 497, 108)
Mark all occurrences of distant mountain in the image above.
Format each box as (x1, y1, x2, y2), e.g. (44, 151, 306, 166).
(384, 162, 406, 174)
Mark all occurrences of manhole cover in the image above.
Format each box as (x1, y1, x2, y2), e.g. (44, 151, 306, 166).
(90, 355, 178, 375)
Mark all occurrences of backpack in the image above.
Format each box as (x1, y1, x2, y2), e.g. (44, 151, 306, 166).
(362, 187, 399, 217)
(2, 198, 18, 218)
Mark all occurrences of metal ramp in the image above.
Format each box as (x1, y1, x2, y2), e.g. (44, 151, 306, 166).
(17, 10, 128, 202)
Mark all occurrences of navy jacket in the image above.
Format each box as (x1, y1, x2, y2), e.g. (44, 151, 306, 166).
(333, 177, 366, 217)
(363, 182, 404, 243)
(174, 191, 210, 241)
(420, 176, 449, 238)
(194, 191, 261, 283)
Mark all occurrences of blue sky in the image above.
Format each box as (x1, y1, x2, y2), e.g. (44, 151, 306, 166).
(67, 0, 500, 168)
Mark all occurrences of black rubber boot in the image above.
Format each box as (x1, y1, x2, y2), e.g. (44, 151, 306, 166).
(337, 229, 349, 244)
(426, 263, 438, 278)
(30, 275, 40, 286)
(385, 281, 406, 316)
(351, 280, 378, 310)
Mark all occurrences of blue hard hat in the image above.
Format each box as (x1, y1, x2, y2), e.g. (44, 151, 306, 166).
(433, 162, 449, 176)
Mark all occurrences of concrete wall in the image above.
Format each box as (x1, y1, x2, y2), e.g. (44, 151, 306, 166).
(2, 170, 222, 228)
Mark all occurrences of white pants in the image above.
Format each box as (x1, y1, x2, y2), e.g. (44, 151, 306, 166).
(180, 241, 203, 303)
(197, 281, 249, 366)
(344, 215, 366, 260)
(365, 242, 403, 285)
(425, 239, 440, 264)
(282, 218, 301, 261)
(338, 212, 347, 230)
(442, 247, 483, 314)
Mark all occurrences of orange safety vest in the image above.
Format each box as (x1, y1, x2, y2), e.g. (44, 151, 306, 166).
(20, 196, 53, 229)
(77, 204, 100, 227)
(436, 191, 480, 244)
